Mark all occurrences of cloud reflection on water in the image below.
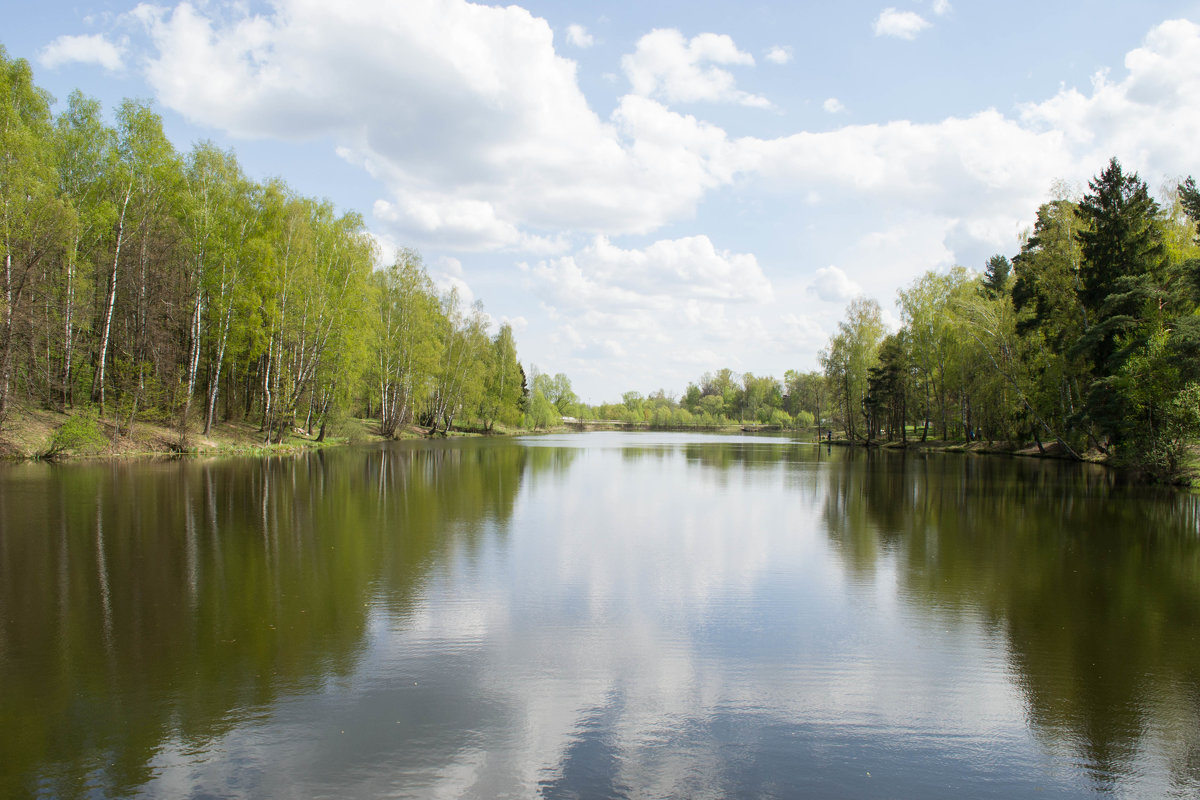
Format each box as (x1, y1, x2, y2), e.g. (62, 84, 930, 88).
(4, 436, 1197, 799)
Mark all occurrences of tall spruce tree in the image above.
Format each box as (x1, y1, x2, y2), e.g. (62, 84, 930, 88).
(1179, 177, 1200, 236)
(981, 254, 1011, 298)
(1076, 158, 1183, 465)
(1075, 157, 1166, 375)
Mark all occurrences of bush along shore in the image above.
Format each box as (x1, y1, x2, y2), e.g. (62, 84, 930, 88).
(0, 407, 538, 462)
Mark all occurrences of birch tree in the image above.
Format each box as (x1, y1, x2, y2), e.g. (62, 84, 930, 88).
(0, 48, 71, 422)
(186, 144, 264, 435)
(374, 248, 440, 437)
(820, 297, 884, 441)
(51, 91, 113, 410)
(426, 292, 489, 434)
(91, 100, 181, 418)
(480, 322, 523, 431)
(263, 200, 373, 442)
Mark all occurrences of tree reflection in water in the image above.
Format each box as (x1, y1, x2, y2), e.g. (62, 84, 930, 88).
(0, 440, 539, 798)
(0, 437, 1197, 798)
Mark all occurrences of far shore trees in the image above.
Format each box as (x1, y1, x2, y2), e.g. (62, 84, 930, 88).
(821, 298, 884, 443)
(574, 157, 1200, 482)
(3, 46, 1198, 480)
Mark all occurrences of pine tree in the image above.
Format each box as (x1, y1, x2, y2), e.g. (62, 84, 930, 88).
(981, 254, 1011, 298)
(1075, 157, 1166, 375)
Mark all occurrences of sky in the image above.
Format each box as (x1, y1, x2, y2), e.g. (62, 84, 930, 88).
(7, 0, 1200, 402)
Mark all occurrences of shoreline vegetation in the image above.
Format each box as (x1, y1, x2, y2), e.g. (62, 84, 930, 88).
(0, 406, 545, 462)
(0, 47, 535, 459)
(2, 49, 1197, 483)
(0, 404, 1104, 468)
(557, 157, 1200, 487)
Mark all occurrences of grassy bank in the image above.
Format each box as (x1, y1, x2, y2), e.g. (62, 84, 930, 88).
(0, 405, 555, 462)
(819, 430, 1109, 462)
(0, 407, 398, 462)
(9, 409, 1193, 488)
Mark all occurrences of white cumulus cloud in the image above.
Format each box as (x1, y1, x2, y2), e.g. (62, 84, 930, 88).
(622, 29, 772, 108)
(133, 0, 753, 250)
(1016, 18, 1200, 172)
(522, 235, 778, 381)
(529, 235, 773, 309)
(428, 256, 480, 314)
(823, 97, 847, 114)
(781, 314, 828, 350)
(873, 8, 931, 40)
(39, 33, 124, 71)
(807, 266, 862, 303)
(566, 24, 593, 48)
(500, 315, 529, 332)
(126, 3, 1200, 310)
(765, 45, 793, 65)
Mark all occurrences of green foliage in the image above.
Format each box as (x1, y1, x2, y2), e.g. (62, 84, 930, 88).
(981, 254, 1011, 298)
(0, 46, 74, 420)
(550, 157, 1200, 480)
(821, 297, 884, 441)
(1075, 158, 1166, 376)
(812, 157, 1200, 476)
(372, 248, 441, 437)
(1133, 381, 1200, 483)
(0, 57, 538, 447)
(783, 370, 828, 434)
(45, 410, 107, 457)
(864, 333, 909, 441)
(3, 43, 1199, 482)
(1180, 177, 1200, 236)
(1102, 328, 1199, 481)
(1011, 199, 1087, 347)
(529, 372, 578, 419)
(480, 323, 524, 430)
(527, 389, 560, 430)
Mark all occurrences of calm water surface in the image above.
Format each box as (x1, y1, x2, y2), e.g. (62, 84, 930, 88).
(1, 432, 1198, 798)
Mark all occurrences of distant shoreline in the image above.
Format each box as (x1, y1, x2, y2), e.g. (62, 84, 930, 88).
(0, 409, 1135, 480)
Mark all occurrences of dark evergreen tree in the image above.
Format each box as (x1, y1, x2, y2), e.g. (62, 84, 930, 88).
(517, 364, 529, 414)
(863, 333, 908, 442)
(1074, 158, 1200, 476)
(1176, 177, 1200, 306)
(1179, 177, 1200, 237)
(1074, 157, 1166, 374)
(981, 254, 1011, 298)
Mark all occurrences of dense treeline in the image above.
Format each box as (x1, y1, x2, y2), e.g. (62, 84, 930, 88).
(580, 158, 1200, 482)
(818, 158, 1200, 481)
(811, 157, 1195, 482)
(0, 47, 526, 444)
(567, 368, 823, 431)
(9, 45, 1196, 475)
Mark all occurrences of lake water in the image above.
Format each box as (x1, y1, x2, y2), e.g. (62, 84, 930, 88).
(1, 432, 1198, 798)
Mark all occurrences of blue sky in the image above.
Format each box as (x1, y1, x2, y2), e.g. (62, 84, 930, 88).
(7, 0, 1200, 401)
